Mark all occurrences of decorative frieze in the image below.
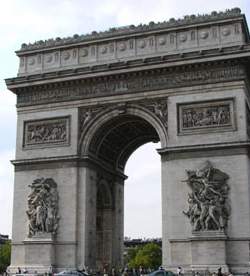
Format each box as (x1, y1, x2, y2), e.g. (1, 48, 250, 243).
(23, 116, 70, 148)
(17, 65, 245, 107)
(178, 99, 235, 135)
(183, 161, 230, 232)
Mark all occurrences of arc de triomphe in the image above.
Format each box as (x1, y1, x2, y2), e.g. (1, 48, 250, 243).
(5, 8, 250, 274)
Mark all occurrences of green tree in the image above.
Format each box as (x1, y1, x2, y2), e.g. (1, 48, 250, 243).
(0, 241, 11, 273)
(125, 247, 139, 267)
(128, 243, 162, 269)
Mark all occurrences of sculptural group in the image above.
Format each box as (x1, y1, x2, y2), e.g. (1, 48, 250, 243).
(26, 178, 59, 237)
(183, 161, 230, 231)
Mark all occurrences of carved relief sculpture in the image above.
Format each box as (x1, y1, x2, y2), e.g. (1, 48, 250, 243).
(183, 161, 230, 232)
(26, 178, 60, 237)
(178, 99, 235, 134)
(23, 116, 70, 148)
(140, 99, 168, 128)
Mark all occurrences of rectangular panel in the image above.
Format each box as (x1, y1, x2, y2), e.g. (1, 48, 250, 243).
(23, 116, 70, 149)
(178, 99, 235, 135)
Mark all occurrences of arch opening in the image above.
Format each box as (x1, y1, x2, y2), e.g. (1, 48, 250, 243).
(124, 142, 162, 239)
(84, 113, 162, 270)
(88, 114, 160, 171)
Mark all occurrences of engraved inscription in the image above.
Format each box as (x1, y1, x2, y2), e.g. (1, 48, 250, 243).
(23, 117, 70, 148)
(178, 100, 235, 134)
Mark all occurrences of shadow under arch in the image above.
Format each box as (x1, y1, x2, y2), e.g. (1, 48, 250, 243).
(79, 103, 168, 171)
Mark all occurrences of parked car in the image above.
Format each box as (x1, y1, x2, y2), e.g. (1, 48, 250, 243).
(54, 271, 89, 276)
(149, 268, 175, 276)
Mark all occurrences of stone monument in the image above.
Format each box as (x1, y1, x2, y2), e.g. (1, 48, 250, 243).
(5, 8, 250, 275)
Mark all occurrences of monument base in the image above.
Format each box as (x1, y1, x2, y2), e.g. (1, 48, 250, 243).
(190, 231, 228, 273)
(20, 234, 55, 274)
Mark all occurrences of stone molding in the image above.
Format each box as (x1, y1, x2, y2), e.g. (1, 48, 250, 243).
(191, 230, 227, 240)
(15, 64, 246, 107)
(158, 141, 250, 159)
(169, 237, 250, 242)
(23, 116, 70, 149)
(6, 44, 250, 90)
(11, 154, 127, 180)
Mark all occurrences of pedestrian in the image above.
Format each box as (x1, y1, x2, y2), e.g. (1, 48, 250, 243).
(218, 267, 223, 276)
(177, 267, 182, 275)
(111, 267, 116, 276)
(104, 268, 108, 276)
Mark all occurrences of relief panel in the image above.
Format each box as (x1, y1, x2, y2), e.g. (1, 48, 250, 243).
(183, 161, 230, 232)
(61, 48, 78, 66)
(116, 39, 136, 59)
(178, 99, 235, 135)
(23, 116, 70, 149)
(219, 23, 243, 44)
(98, 42, 115, 61)
(43, 51, 60, 70)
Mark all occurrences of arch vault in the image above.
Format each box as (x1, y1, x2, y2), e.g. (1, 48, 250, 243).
(5, 8, 250, 275)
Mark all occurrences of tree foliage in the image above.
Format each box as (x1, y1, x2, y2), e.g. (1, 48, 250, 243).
(127, 243, 162, 269)
(0, 241, 11, 273)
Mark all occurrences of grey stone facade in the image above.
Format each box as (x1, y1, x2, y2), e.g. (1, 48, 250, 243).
(5, 8, 250, 275)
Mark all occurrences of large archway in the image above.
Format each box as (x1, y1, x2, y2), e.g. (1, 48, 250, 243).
(78, 107, 165, 270)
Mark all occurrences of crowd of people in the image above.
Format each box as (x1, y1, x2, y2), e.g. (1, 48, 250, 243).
(1, 266, 249, 276)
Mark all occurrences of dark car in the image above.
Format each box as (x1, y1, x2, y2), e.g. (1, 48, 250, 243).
(149, 269, 175, 276)
(54, 271, 89, 276)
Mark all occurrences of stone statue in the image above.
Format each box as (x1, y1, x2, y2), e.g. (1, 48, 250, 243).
(26, 178, 59, 237)
(183, 161, 230, 231)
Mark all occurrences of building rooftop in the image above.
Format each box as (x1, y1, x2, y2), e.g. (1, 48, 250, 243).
(19, 7, 245, 52)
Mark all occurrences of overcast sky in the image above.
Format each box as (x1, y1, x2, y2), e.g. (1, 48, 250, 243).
(1, 0, 250, 239)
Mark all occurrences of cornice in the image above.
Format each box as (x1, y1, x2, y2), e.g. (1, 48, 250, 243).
(12, 154, 127, 180)
(8, 61, 247, 107)
(6, 44, 250, 89)
(158, 140, 250, 155)
(11, 155, 80, 166)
